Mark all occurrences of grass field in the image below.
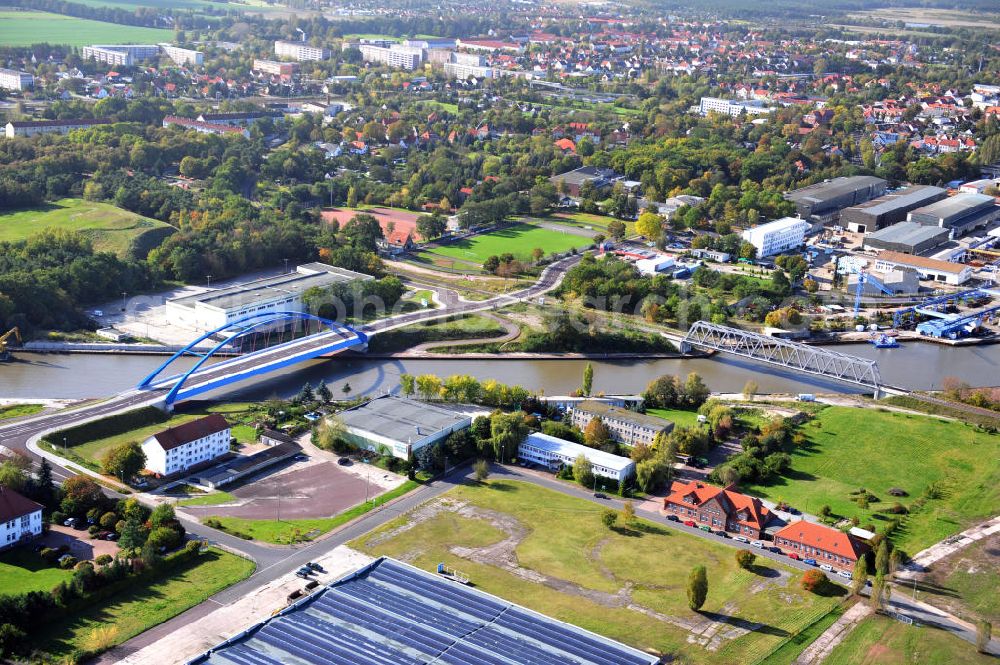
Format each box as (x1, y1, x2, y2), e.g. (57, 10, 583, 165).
(420, 223, 590, 268)
(919, 535, 1000, 625)
(759, 604, 846, 665)
(742, 407, 1000, 554)
(0, 403, 43, 421)
(0, 549, 73, 596)
(351, 480, 842, 664)
(207, 479, 422, 544)
(0, 198, 175, 259)
(37, 548, 254, 659)
(647, 407, 703, 429)
(823, 613, 994, 664)
(0, 11, 173, 47)
(177, 489, 237, 507)
(53, 0, 271, 11)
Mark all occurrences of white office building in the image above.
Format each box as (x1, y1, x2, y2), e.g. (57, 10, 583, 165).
(0, 68, 33, 91)
(741, 217, 811, 257)
(518, 432, 635, 482)
(160, 44, 204, 66)
(141, 414, 231, 477)
(275, 40, 330, 61)
(698, 97, 776, 117)
(0, 487, 43, 551)
(359, 44, 424, 70)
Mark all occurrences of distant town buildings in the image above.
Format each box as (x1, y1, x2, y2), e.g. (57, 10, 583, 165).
(252, 59, 299, 77)
(5, 118, 111, 138)
(81, 44, 160, 66)
(275, 40, 330, 62)
(358, 44, 424, 70)
(160, 44, 204, 66)
(0, 68, 33, 91)
(141, 414, 231, 477)
(568, 400, 671, 447)
(741, 217, 810, 257)
(698, 97, 776, 117)
(162, 116, 249, 137)
(519, 432, 636, 482)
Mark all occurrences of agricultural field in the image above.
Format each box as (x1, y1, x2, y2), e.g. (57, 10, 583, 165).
(418, 223, 590, 269)
(56, 0, 279, 10)
(823, 613, 994, 665)
(0, 198, 174, 259)
(351, 480, 843, 664)
(742, 406, 1000, 554)
(0, 11, 172, 47)
(848, 8, 1000, 31)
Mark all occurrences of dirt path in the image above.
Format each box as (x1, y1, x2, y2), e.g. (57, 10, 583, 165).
(404, 314, 520, 355)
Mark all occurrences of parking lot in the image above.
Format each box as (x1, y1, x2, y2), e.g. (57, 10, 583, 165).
(40, 524, 119, 561)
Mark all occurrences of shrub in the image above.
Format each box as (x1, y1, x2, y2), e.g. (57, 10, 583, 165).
(39, 548, 58, 565)
(887, 487, 907, 497)
(95, 555, 113, 566)
(735, 549, 756, 570)
(800, 569, 826, 593)
(59, 556, 78, 569)
(74, 561, 94, 572)
(51, 511, 65, 525)
(88, 525, 100, 537)
(886, 502, 909, 515)
(99, 512, 118, 530)
(601, 510, 617, 529)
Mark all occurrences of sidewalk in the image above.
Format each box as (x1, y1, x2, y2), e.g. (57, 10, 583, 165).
(897, 515, 1000, 578)
(794, 601, 871, 664)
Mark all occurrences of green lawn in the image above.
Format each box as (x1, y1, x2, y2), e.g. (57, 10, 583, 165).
(177, 489, 237, 507)
(647, 407, 703, 429)
(206, 479, 422, 544)
(420, 223, 590, 267)
(0, 198, 174, 259)
(0, 548, 73, 596)
(424, 100, 460, 114)
(351, 480, 842, 664)
(0, 403, 43, 421)
(37, 548, 254, 659)
(823, 613, 994, 665)
(741, 407, 1000, 554)
(0, 11, 172, 47)
(759, 604, 846, 665)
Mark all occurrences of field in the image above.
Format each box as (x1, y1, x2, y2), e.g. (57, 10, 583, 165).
(0, 11, 172, 47)
(51, 0, 277, 11)
(919, 534, 1000, 625)
(321, 205, 422, 239)
(823, 613, 994, 665)
(0, 198, 175, 259)
(419, 223, 590, 269)
(742, 407, 1000, 554)
(648, 407, 702, 429)
(37, 548, 254, 659)
(0, 403, 43, 421)
(350, 480, 842, 664)
(848, 8, 1000, 30)
(0, 549, 73, 596)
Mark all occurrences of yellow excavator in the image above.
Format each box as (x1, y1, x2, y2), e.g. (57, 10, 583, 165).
(0, 327, 21, 361)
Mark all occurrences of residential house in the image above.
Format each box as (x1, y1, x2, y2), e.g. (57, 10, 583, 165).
(0, 487, 43, 551)
(568, 400, 671, 447)
(140, 414, 231, 477)
(773, 520, 869, 568)
(662, 480, 778, 539)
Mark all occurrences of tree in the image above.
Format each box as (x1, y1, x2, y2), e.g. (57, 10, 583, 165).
(582, 362, 594, 397)
(583, 417, 613, 451)
(687, 565, 708, 611)
(314, 416, 346, 451)
(346, 186, 358, 207)
(735, 549, 756, 570)
(869, 573, 889, 611)
(683, 372, 710, 407)
(976, 619, 992, 654)
(33, 458, 56, 507)
(150, 504, 176, 530)
(60, 475, 102, 515)
(742, 380, 758, 402)
(102, 442, 146, 483)
(316, 382, 332, 403)
(490, 412, 527, 463)
(601, 509, 617, 529)
(620, 500, 635, 524)
(801, 569, 827, 593)
(118, 513, 147, 552)
(296, 382, 315, 403)
(607, 220, 627, 240)
(0, 461, 26, 492)
(851, 559, 868, 596)
(635, 211, 664, 241)
(342, 382, 352, 397)
(573, 454, 595, 488)
(400, 373, 415, 397)
(474, 459, 490, 482)
(875, 539, 890, 576)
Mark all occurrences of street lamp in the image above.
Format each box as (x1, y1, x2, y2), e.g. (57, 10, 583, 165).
(283, 258, 289, 274)
(206, 275, 212, 288)
(121, 291, 127, 313)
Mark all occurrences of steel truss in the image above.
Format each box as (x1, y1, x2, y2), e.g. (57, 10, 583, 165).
(682, 321, 881, 391)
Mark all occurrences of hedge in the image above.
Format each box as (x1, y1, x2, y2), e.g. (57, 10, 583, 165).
(42, 406, 167, 449)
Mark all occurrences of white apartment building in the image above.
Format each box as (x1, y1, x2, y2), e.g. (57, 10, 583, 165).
(741, 217, 811, 257)
(141, 414, 231, 476)
(444, 61, 497, 79)
(519, 433, 635, 482)
(359, 44, 424, 70)
(5, 118, 111, 138)
(0, 68, 33, 91)
(0, 487, 43, 551)
(81, 44, 160, 66)
(698, 97, 776, 117)
(568, 400, 672, 447)
(275, 40, 330, 61)
(253, 59, 299, 77)
(160, 44, 204, 66)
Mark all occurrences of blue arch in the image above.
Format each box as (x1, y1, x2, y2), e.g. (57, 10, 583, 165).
(138, 311, 366, 406)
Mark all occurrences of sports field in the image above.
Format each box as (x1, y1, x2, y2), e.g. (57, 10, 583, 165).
(351, 480, 842, 664)
(322, 206, 421, 239)
(420, 223, 590, 268)
(0, 11, 172, 47)
(742, 406, 1000, 554)
(0, 198, 174, 259)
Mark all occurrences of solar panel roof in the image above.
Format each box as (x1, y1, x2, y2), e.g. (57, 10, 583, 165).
(189, 557, 660, 665)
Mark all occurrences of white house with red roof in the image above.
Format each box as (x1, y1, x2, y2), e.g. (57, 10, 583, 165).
(0, 486, 43, 550)
(141, 414, 231, 477)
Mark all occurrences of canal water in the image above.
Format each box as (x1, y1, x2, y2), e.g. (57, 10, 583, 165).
(1, 341, 996, 401)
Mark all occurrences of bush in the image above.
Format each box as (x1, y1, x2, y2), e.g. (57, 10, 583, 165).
(39, 548, 58, 565)
(885, 502, 909, 515)
(43, 407, 167, 449)
(601, 510, 617, 529)
(95, 554, 113, 566)
(800, 569, 826, 593)
(99, 512, 118, 530)
(735, 549, 756, 570)
(51, 511, 65, 525)
(88, 525, 100, 537)
(59, 556, 78, 569)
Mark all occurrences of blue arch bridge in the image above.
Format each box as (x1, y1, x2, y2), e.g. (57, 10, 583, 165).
(137, 312, 367, 407)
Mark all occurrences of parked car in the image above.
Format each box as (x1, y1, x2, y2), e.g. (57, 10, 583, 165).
(665, 515, 679, 522)
(750, 540, 764, 549)
(837, 570, 852, 579)
(295, 571, 309, 579)
(294, 454, 308, 462)
(683, 520, 697, 528)
(63, 518, 77, 527)
(297, 566, 313, 576)
(768, 546, 782, 554)
(306, 562, 324, 573)
(594, 492, 608, 499)
(803, 558, 818, 566)
(819, 564, 833, 572)
(699, 525, 712, 532)
(734, 535, 750, 544)
(105, 532, 118, 541)
(714, 530, 729, 538)
(787, 552, 800, 560)
(337, 457, 351, 466)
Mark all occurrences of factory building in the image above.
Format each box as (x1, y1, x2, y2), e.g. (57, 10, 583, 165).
(907, 193, 999, 237)
(863, 222, 951, 255)
(785, 176, 888, 224)
(840, 185, 947, 233)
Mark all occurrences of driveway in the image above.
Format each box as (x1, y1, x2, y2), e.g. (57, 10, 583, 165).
(41, 524, 119, 561)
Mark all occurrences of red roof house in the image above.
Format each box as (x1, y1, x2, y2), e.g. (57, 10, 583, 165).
(663, 480, 776, 538)
(773, 520, 869, 567)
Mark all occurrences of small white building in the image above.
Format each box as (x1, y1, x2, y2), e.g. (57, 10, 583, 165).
(741, 217, 811, 257)
(141, 414, 231, 477)
(518, 432, 635, 482)
(338, 396, 472, 460)
(0, 487, 43, 550)
(635, 255, 675, 275)
(873, 251, 973, 286)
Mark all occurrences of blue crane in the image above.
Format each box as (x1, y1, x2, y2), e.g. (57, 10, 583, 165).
(853, 271, 895, 317)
